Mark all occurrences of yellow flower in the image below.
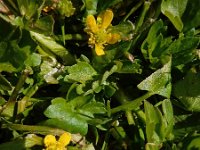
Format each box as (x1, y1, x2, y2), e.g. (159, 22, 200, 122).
(85, 9, 121, 56)
(44, 132, 71, 150)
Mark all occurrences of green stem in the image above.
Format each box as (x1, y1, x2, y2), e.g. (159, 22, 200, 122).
(18, 83, 40, 114)
(126, 111, 135, 125)
(122, 0, 145, 22)
(4, 26, 18, 41)
(0, 13, 12, 23)
(135, 1, 151, 32)
(112, 92, 153, 114)
(2, 123, 66, 136)
(107, 100, 111, 117)
(8, 69, 30, 103)
(56, 34, 88, 41)
(6, 0, 18, 13)
(101, 131, 110, 150)
(61, 19, 66, 45)
(0, 68, 30, 118)
(114, 88, 135, 125)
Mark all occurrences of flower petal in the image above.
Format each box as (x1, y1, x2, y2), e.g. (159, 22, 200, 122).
(106, 33, 121, 44)
(99, 9, 113, 29)
(95, 44, 105, 56)
(86, 15, 98, 33)
(58, 132, 71, 147)
(44, 135, 56, 147)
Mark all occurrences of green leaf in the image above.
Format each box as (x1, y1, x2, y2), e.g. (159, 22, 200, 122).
(39, 56, 58, 84)
(162, 99, 174, 139)
(174, 69, 200, 112)
(137, 59, 172, 98)
(0, 140, 25, 150)
(0, 74, 12, 90)
(25, 52, 41, 67)
(26, 16, 54, 35)
(183, 135, 200, 150)
(144, 101, 164, 144)
(110, 21, 135, 41)
(141, 20, 172, 64)
(30, 31, 75, 65)
(182, 0, 200, 32)
(162, 99, 174, 128)
(17, 0, 44, 19)
(97, 0, 122, 12)
(104, 85, 116, 98)
(115, 60, 142, 74)
(145, 100, 174, 146)
(101, 65, 118, 84)
(0, 40, 32, 72)
(161, 36, 199, 66)
(173, 113, 200, 140)
(92, 41, 133, 70)
(83, 0, 98, 15)
(65, 62, 97, 83)
(44, 96, 106, 135)
(145, 143, 159, 150)
(78, 101, 106, 118)
(161, 0, 188, 31)
(44, 97, 88, 135)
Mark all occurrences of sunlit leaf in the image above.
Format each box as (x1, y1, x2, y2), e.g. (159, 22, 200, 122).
(44, 97, 88, 135)
(65, 62, 97, 83)
(137, 59, 172, 98)
(83, 0, 98, 15)
(144, 101, 164, 144)
(161, 0, 188, 31)
(30, 31, 75, 65)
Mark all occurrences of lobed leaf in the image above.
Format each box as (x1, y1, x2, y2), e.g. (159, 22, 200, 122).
(137, 59, 172, 98)
(65, 62, 97, 83)
(174, 69, 200, 112)
(161, 0, 188, 31)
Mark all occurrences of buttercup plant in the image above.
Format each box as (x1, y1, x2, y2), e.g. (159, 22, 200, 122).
(85, 9, 121, 56)
(44, 132, 71, 150)
(0, 0, 200, 149)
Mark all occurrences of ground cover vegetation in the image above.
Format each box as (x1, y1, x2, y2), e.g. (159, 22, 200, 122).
(0, 0, 200, 149)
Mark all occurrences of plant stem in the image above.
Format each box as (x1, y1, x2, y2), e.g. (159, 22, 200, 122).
(60, 18, 66, 45)
(2, 123, 66, 136)
(17, 83, 40, 114)
(114, 88, 135, 125)
(101, 131, 110, 150)
(111, 92, 153, 114)
(135, 1, 151, 32)
(0, 13, 12, 23)
(8, 69, 30, 103)
(122, 0, 145, 22)
(0, 68, 30, 118)
(56, 34, 88, 41)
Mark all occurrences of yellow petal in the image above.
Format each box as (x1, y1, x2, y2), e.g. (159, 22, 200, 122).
(106, 33, 121, 44)
(95, 44, 105, 56)
(99, 9, 113, 29)
(58, 132, 71, 147)
(86, 15, 98, 33)
(44, 135, 57, 147)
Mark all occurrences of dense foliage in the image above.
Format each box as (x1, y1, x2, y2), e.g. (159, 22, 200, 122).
(0, 0, 200, 149)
